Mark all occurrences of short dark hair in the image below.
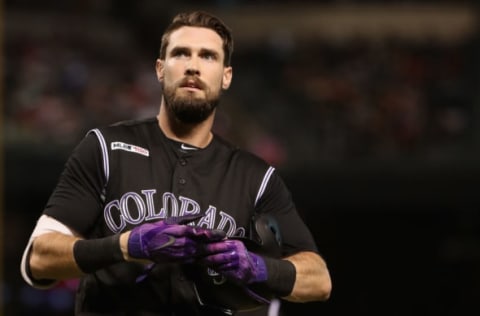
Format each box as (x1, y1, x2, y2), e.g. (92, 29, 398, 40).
(159, 11, 234, 66)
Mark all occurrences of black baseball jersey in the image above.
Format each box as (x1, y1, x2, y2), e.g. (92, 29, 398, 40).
(43, 117, 318, 315)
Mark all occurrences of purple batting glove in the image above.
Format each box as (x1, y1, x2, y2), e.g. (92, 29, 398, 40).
(201, 239, 268, 284)
(128, 214, 226, 263)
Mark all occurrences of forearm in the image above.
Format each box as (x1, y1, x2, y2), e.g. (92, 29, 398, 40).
(29, 232, 83, 280)
(30, 231, 135, 281)
(283, 251, 332, 302)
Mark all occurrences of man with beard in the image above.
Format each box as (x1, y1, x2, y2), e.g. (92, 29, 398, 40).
(20, 11, 332, 316)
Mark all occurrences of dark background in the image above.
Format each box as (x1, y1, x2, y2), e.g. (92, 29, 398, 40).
(3, 0, 480, 315)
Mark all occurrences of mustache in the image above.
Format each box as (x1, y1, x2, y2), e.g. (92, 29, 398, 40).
(177, 76, 207, 90)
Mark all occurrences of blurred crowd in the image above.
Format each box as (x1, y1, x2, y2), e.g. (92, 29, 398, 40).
(232, 38, 476, 167)
(4, 13, 161, 146)
(5, 1, 479, 172)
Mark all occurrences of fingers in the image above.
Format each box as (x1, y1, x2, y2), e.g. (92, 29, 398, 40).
(162, 215, 227, 242)
(129, 216, 228, 262)
(190, 228, 226, 242)
(202, 250, 239, 267)
(147, 226, 227, 260)
(159, 225, 222, 241)
(203, 239, 244, 254)
(200, 240, 246, 267)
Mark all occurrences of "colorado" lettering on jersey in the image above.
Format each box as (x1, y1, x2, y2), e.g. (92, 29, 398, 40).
(103, 190, 245, 237)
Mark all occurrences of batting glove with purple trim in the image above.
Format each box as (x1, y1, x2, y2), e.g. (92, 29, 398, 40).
(128, 214, 226, 264)
(201, 239, 268, 284)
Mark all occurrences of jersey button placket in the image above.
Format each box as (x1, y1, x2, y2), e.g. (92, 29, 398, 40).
(172, 157, 188, 193)
(179, 158, 187, 185)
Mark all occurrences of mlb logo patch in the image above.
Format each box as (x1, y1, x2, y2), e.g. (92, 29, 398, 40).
(111, 142, 149, 157)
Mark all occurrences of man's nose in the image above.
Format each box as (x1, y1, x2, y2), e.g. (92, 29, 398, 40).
(185, 68, 200, 76)
(185, 56, 200, 76)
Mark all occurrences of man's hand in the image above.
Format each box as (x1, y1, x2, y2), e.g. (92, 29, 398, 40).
(128, 215, 226, 263)
(201, 239, 267, 284)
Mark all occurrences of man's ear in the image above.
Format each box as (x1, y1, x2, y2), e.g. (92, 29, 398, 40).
(222, 66, 233, 90)
(155, 59, 164, 82)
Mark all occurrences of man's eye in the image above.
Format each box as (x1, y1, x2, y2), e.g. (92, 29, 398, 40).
(176, 52, 187, 57)
(173, 50, 189, 58)
(203, 53, 216, 60)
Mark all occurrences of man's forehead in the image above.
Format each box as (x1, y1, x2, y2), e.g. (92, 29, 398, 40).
(167, 26, 223, 52)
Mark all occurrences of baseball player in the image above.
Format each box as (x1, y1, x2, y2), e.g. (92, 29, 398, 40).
(20, 11, 332, 315)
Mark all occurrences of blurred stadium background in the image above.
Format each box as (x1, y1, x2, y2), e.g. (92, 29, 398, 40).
(2, 0, 480, 315)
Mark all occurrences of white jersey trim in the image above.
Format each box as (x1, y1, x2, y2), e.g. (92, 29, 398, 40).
(89, 128, 110, 185)
(20, 215, 78, 289)
(255, 166, 275, 207)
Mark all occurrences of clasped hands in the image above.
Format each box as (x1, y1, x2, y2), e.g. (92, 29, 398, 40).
(128, 214, 267, 285)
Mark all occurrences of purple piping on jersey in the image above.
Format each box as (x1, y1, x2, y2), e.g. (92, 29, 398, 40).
(89, 129, 110, 185)
(254, 166, 275, 207)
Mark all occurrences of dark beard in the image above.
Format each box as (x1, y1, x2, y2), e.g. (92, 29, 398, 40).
(163, 84, 220, 124)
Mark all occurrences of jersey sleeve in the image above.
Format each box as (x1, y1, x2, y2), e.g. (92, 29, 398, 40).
(43, 132, 107, 237)
(254, 170, 319, 256)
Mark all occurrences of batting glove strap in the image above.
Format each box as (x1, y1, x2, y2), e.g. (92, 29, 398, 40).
(73, 234, 125, 273)
(262, 256, 296, 297)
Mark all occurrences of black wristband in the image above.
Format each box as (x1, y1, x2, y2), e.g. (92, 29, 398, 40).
(73, 234, 125, 273)
(262, 256, 296, 297)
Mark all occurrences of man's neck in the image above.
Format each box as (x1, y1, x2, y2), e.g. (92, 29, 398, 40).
(157, 103, 214, 149)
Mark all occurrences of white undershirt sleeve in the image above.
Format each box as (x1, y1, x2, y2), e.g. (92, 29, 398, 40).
(20, 214, 79, 289)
